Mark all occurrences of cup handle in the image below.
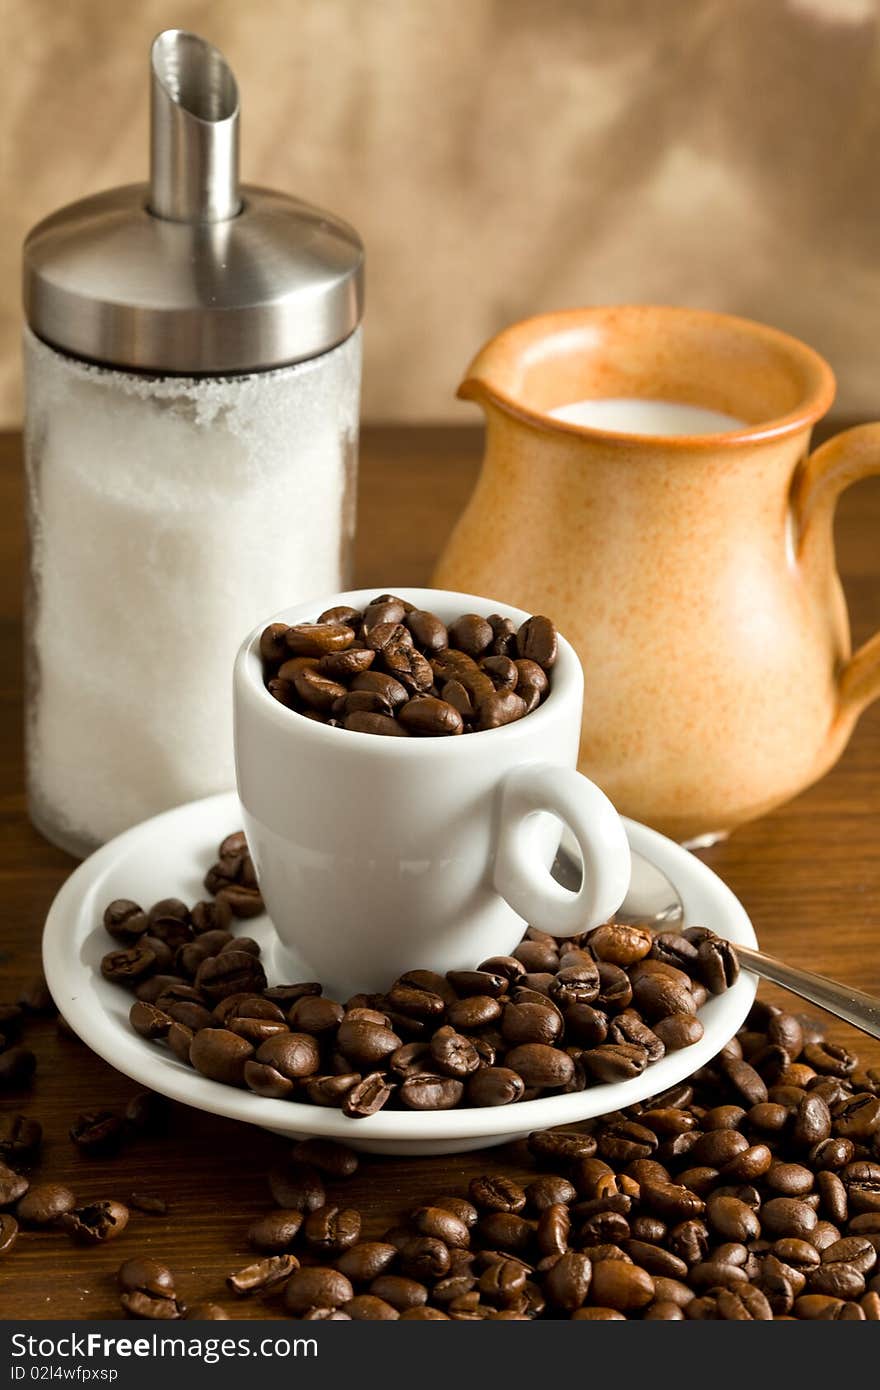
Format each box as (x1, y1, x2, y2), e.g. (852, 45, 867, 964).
(793, 423, 880, 723)
(493, 761, 631, 938)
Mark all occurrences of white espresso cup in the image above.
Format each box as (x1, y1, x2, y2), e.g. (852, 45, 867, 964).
(233, 588, 631, 998)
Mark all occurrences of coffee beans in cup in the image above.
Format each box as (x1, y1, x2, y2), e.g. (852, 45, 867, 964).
(259, 597, 558, 736)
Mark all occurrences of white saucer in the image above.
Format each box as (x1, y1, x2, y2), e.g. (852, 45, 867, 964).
(42, 791, 757, 1156)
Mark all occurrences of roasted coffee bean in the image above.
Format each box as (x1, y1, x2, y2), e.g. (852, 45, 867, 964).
(403, 609, 447, 652)
(696, 935, 740, 994)
(446, 614, 493, 658)
(69, 1110, 125, 1156)
(166, 1021, 195, 1063)
(578, 1209, 631, 1247)
(513, 939, 559, 972)
(816, 1170, 848, 1224)
(502, 1002, 563, 1047)
(104, 899, 149, 942)
(387, 984, 446, 1021)
(248, 1209, 304, 1253)
(467, 1067, 526, 1107)
(591, 1258, 655, 1310)
(842, 1160, 880, 1213)
(429, 1026, 480, 1076)
(284, 996, 343, 1035)
(721, 1143, 773, 1182)
(189, 1029, 254, 1086)
(0, 1163, 29, 1207)
(285, 1266, 353, 1314)
(343, 1294, 400, 1320)
(190, 898, 234, 935)
(333, 1242, 397, 1283)
(525, 1175, 577, 1213)
(337, 1018, 401, 1067)
(101, 944, 156, 984)
(503, 1044, 574, 1089)
(127, 1192, 168, 1216)
(350, 670, 409, 708)
(448, 968, 508, 997)
(285, 622, 355, 657)
(835, 1093, 880, 1139)
(766, 1159, 814, 1195)
(254, 1032, 320, 1079)
(400, 1074, 464, 1109)
(60, 1200, 130, 1244)
(260, 622, 290, 662)
(410, 1205, 471, 1248)
(268, 1160, 326, 1213)
(130, 1000, 173, 1040)
(761, 1197, 818, 1239)
(528, 1130, 597, 1165)
(476, 689, 528, 730)
(517, 616, 558, 669)
(469, 1175, 527, 1215)
(398, 695, 464, 736)
(369, 1274, 429, 1311)
(17, 1183, 75, 1226)
(318, 647, 376, 681)
(654, 1014, 704, 1051)
(478, 1212, 533, 1254)
(803, 1041, 857, 1077)
(481, 655, 518, 691)
(589, 923, 654, 967)
(821, 1236, 876, 1275)
(513, 659, 548, 712)
(17, 976, 55, 1015)
(622, 1240, 688, 1279)
(0, 1114, 42, 1164)
(536, 1203, 571, 1257)
(288, 1139, 358, 1179)
(707, 1193, 761, 1242)
(345, 710, 409, 735)
(550, 959, 600, 1007)
(344, 1072, 394, 1118)
(399, 1236, 452, 1281)
(303, 1205, 362, 1254)
(195, 951, 266, 1002)
(583, 1043, 648, 1083)
(0, 1211, 18, 1255)
(304, 1073, 360, 1106)
(542, 1252, 592, 1310)
(640, 1180, 705, 1222)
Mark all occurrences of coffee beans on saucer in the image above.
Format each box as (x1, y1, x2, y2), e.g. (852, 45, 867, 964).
(259, 597, 558, 736)
(98, 831, 739, 1118)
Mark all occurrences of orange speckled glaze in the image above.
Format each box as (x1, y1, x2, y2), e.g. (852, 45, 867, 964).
(433, 306, 880, 841)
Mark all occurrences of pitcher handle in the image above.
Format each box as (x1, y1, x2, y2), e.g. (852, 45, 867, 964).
(793, 423, 880, 722)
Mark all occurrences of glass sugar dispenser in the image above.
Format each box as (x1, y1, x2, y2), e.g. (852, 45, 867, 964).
(22, 30, 364, 857)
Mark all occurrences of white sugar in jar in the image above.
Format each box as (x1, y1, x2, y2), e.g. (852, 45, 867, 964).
(23, 329, 360, 854)
(22, 32, 364, 856)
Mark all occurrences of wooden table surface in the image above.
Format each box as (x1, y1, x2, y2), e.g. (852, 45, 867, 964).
(1, 424, 879, 1319)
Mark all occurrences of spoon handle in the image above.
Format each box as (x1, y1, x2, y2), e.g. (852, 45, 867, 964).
(736, 944, 880, 1041)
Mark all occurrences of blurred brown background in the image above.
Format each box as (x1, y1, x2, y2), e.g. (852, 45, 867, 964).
(3, 0, 880, 424)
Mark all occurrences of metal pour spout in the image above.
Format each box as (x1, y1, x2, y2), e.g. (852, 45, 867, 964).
(149, 29, 240, 223)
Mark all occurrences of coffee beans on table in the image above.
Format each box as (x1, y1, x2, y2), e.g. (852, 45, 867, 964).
(98, 835, 738, 1116)
(218, 1006, 880, 1320)
(259, 597, 558, 736)
(3, 957, 879, 1320)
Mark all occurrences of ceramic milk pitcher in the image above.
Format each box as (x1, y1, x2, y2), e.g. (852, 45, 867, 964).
(433, 305, 880, 842)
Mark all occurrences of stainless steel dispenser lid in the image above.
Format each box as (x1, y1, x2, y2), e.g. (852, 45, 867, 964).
(22, 30, 363, 374)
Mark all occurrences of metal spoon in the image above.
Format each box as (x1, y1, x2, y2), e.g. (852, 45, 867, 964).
(552, 842, 880, 1040)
